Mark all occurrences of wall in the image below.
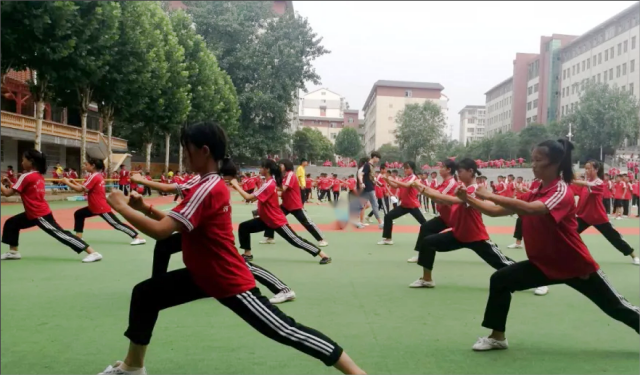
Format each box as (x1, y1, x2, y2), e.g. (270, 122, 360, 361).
(512, 53, 539, 132)
(0, 137, 18, 171)
(300, 89, 344, 117)
(130, 162, 180, 177)
(485, 80, 514, 136)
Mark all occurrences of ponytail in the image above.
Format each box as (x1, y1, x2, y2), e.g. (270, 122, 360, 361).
(220, 157, 237, 177)
(586, 159, 605, 180)
(442, 159, 458, 177)
(536, 138, 575, 183)
(457, 158, 481, 176)
(23, 149, 48, 175)
(262, 159, 282, 187)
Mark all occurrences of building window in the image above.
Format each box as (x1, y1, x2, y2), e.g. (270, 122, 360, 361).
(605, 49, 609, 61)
(562, 87, 565, 97)
(526, 117, 531, 124)
(631, 83, 635, 95)
(597, 73, 601, 82)
(532, 115, 537, 123)
(567, 68, 570, 78)
(533, 99, 538, 109)
(610, 47, 614, 58)
(598, 52, 602, 64)
(534, 83, 539, 93)
(331, 133, 337, 139)
(468, 117, 476, 124)
(633, 36, 637, 49)
(572, 65, 576, 75)
(617, 65, 621, 78)
(618, 43, 622, 55)
(527, 101, 532, 110)
(623, 63, 627, 75)
(405, 90, 412, 97)
(576, 64, 580, 73)
(528, 86, 533, 95)
(348, 117, 354, 123)
(622, 85, 626, 91)
(604, 71, 608, 82)
(631, 60, 636, 73)
(562, 106, 565, 115)
(563, 70, 566, 79)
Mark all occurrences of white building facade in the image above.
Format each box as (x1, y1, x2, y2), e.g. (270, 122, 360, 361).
(458, 105, 486, 145)
(485, 77, 514, 137)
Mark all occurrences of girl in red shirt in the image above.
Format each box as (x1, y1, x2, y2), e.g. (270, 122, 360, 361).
(613, 174, 626, 219)
(408, 159, 516, 288)
(571, 160, 638, 264)
(458, 139, 639, 351)
(0, 149, 102, 263)
(602, 174, 613, 214)
(60, 158, 146, 246)
(230, 159, 332, 265)
(378, 161, 427, 245)
(428, 171, 439, 215)
(101, 122, 364, 374)
(5, 165, 17, 184)
(622, 175, 632, 217)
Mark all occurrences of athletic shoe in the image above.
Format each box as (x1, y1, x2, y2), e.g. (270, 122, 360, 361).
(130, 238, 146, 246)
(82, 252, 103, 263)
(362, 223, 370, 227)
(407, 255, 419, 263)
(534, 286, 549, 296)
(353, 222, 366, 229)
(318, 240, 329, 247)
(409, 278, 435, 288)
(616, 216, 623, 220)
(99, 361, 147, 375)
(259, 238, 276, 245)
(378, 223, 384, 230)
(270, 290, 296, 304)
(472, 336, 509, 351)
(242, 254, 253, 261)
(507, 243, 523, 249)
(319, 257, 332, 265)
(377, 239, 393, 245)
(632, 257, 640, 265)
(1, 251, 21, 260)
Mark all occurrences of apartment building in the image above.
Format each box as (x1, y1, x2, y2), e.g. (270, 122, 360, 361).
(485, 77, 513, 137)
(558, 2, 640, 120)
(458, 105, 486, 144)
(297, 88, 361, 145)
(362, 80, 446, 153)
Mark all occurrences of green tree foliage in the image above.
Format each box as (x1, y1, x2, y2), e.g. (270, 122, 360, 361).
(517, 124, 550, 157)
(292, 128, 334, 163)
(394, 101, 445, 162)
(334, 127, 362, 160)
(376, 143, 404, 166)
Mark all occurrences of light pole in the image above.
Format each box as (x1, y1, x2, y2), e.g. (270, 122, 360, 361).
(567, 122, 573, 142)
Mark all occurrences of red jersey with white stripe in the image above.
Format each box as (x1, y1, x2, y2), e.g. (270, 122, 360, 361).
(168, 173, 255, 299)
(520, 178, 599, 280)
(613, 181, 626, 199)
(6, 169, 17, 183)
(429, 179, 438, 189)
(119, 169, 130, 185)
(603, 180, 612, 198)
(450, 183, 489, 243)
(398, 174, 420, 209)
(242, 177, 256, 191)
(375, 174, 385, 198)
(254, 178, 287, 229)
(436, 177, 457, 226)
(496, 182, 507, 196)
(12, 171, 51, 220)
(305, 178, 314, 189)
(282, 171, 303, 211)
(332, 178, 342, 192)
(83, 172, 110, 214)
(575, 178, 608, 226)
(176, 174, 202, 198)
(505, 181, 516, 198)
(624, 182, 633, 200)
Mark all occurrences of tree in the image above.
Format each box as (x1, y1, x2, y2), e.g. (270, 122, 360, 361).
(334, 127, 362, 160)
(547, 120, 569, 139)
(490, 132, 519, 160)
(292, 127, 334, 162)
(376, 143, 404, 166)
(2, 1, 78, 150)
(518, 123, 550, 157)
(394, 101, 445, 162)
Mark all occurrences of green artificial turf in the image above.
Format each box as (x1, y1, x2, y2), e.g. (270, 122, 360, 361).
(1, 199, 639, 374)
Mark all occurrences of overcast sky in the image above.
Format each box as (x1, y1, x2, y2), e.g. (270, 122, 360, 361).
(293, 1, 636, 140)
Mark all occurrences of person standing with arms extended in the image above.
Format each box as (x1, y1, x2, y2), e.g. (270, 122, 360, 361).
(297, 159, 308, 203)
(359, 152, 383, 228)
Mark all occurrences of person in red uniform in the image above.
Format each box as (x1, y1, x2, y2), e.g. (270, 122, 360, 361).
(118, 165, 130, 196)
(5, 165, 17, 185)
(613, 174, 627, 219)
(504, 175, 516, 198)
(305, 173, 314, 202)
(418, 173, 430, 213)
(241, 172, 256, 204)
(632, 177, 639, 210)
(428, 171, 439, 215)
(571, 160, 639, 264)
(101, 122, 364, 374)
(506, 177, 541, 250)
(318, 173, 333, 203)
(457, 139, 639, 352)
(518, 157, 524, 167)
(378, 161, 427, 245)
(602, 174, 613, 215)
(231, 159, 332, 265)
(622, 174, 632, 217)
(260, 159, 328, 248)
(0, 149, 102, 262)
(60, 158, 146, 246)
(331, 173, 343, 204)
(408, 158, 517, 289)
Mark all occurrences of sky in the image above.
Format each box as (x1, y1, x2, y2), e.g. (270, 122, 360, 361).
(293, 1, 637, 140)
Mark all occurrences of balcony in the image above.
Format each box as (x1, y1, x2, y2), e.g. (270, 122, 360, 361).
(1, 110, 127, 150)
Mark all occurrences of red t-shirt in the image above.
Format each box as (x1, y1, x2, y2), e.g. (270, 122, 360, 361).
(520, 178, 599, 280)
(436, 177, 457, 226)
(305, 178, 313, 189)
(6, 169, 17, 184)
(168, 173, 255, 299)
(83, 173, 110, 214)
(332, 178, 341, 192)
(254, 178, 287, 229)
(118, 170, 130, 185)
(176, 174, 202, 198)
(633, 181, 639, 196)
(613, 181, 626, 199)
(429, 179, 438, 189)
(603, 180, 612, 198)
(375, 174, 385, 198)
(450, 184, 490, 243)
(242, 177, 256, 191)
(624, 182, 633, 200)
(12, 171, 52, 220)
(398, 174, 420, 209)
(505, 181, 516, 198)
(319, 178, 332, 190)
(347, 178, 357, 192)
(575, 179, 609, 226)
(282, 171, 303, 211)
(496, 182, 507, 196)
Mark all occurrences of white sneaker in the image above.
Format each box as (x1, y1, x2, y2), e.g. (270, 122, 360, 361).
(534, 286, 549, 296)
(507, 243, 523, 249)
(130, 238, 146, 246)
(616, 216, 623, 220)
(409, 278, 435, 288)
(632, 257, 640, 265)
(259, 238, 276, 245)
(99, 361, 147, 375)
(82, 252, 103, 263)
(269, 290, 296, 304)
(0, 250, 21, 260)
(354, 222, 366, 229)
(362, 223, 370, 227)
(318, 240, 329, 247)
(407, 255, 419, 263)
(472, 336, 509, 351)
(377, 239, 393, 245)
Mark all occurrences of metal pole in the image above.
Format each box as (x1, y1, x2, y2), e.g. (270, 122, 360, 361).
(567, 122, 573, 142)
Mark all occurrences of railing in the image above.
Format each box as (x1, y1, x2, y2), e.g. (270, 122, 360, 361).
(1, 110, 127, 149)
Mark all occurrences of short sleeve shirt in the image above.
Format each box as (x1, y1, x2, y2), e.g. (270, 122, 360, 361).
(436, 177, 458, 227)
(12, 171, 52, 219)
(83, 173, 111, 214)
(575, 178, 608, 226)
(450, 184, 490, 243)
(282, 171, 303, 211)
(254, 178, 288, 229)
(362, 163, 375, 192)
(398, 174, 420, 208)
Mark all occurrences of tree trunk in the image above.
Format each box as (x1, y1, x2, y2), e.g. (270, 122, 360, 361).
(107, 120, 113, 172)
(80, 111, 88, 166)
(178, 145, 183, 174)
(164, 133, 171, 174)
(34, 100, 45, 151)
(145, 142, 153, 173)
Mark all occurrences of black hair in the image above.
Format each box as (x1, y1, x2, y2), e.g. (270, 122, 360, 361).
(403, 161, 417, 173)
(23, 149, 47, 174)
(380, 165, 387, 171)
(349, 174, 354, 178)
(7, 165, 13, 169)
(392, 169, 398, 174)
(430, 171, 437, 176)
(535, 138, 575, 183)
(441, 159, 457, 176)
(306, 173, 311, 177)
(262, 159, 282, 186)
(120, 165, 125, 168)
(457, 158, 482, 176)
(507, 174, 514, 179)
(180, 121, 236, 177)
(358, 157, 369, 168)
(280, 159, 294, 172)
(300, 158, 308, 163)
(585, 160, 605, 180)
(87, 157, 105, 172)
(370, 151, 381, 159)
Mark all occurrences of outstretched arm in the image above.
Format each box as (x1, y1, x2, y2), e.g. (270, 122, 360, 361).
(230, 179, 258, 202)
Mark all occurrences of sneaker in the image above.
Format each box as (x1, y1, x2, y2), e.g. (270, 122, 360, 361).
(632, 257, 640, 265)
(130, 238, 146, 246)
(407, 255, 419, 263)
(99, 361, 147, 375)
(270, 290, 296, 304)
(534, 286, 549, 296)
(242, 254, 254, 261)
(82, 252, 103, 263)
(472, 336, 509, 351)
(319, 257, 332, 265)
(362, 223, 370, 227)
(354, 222, 366, 229)
(507, 243, 523, 249)
(259, 238, 276, 245)
(378, 223, 384, 230)
(0, 251, 21, 260)
(377, 239, 393, 245)
(409, 278, 435, 288)
(616, 216, 623, 220)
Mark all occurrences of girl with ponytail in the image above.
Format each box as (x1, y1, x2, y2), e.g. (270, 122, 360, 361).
(455, 139, 639, 352)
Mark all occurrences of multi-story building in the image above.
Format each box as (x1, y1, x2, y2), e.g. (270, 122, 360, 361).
(458, 105, 486, 144)
(297, 88, 361, 146)
(485, 77, 514, 137)
(558, 2, 639, 121)
(362, 80, 446, 153)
